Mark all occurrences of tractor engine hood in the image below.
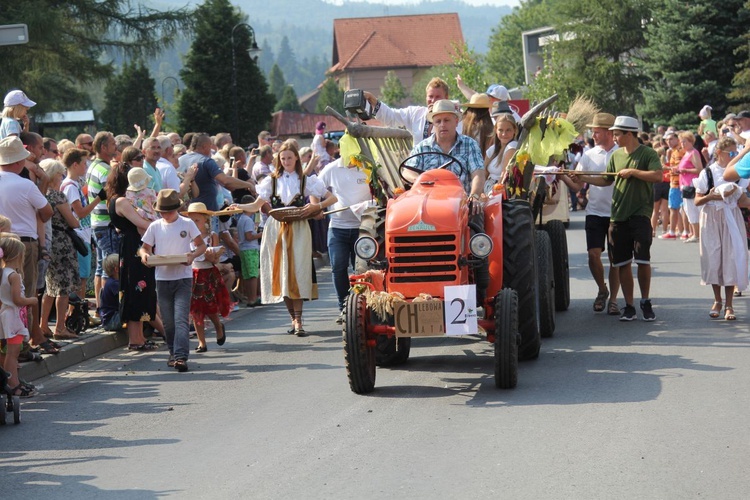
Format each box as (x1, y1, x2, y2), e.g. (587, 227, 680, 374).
(386, 169, 468, 232)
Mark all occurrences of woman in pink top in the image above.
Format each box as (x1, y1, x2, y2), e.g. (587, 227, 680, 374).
(677, 131, 703, 242)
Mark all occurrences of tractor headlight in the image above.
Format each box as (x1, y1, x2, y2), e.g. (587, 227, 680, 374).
(354, 236, 378, 260)
(469, 233, 493, 258)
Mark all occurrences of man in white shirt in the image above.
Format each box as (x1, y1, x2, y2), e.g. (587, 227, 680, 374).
(562, 113, 620, 315)
(318, 157, 374, 323)
(363, 77, 453, 146)
(0, 136, 53, 347)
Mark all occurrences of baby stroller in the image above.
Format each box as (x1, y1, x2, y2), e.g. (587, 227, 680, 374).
(0, 368, 20, 425)
(65, 293, 90, 335)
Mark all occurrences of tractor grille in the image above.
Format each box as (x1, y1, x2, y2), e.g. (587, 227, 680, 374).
(388, 234, 458, 283)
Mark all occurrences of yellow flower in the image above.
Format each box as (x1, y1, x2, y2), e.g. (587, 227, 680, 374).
(350, 155, 363, 168)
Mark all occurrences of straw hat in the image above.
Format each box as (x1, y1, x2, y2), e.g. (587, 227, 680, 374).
(426, 99, 462, 123)
(126, 167, 152, 192)
(153, 189, 182, 212)
(180, 202, 213, 217)
(586, 113, 616, 129)
(461, 93, 491, 109)
(0, 136, 31, 165)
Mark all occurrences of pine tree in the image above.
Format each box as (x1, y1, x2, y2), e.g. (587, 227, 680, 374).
(380, 71, 407, 106)
(640, 0, 749, 128)
(0, 0, 191, 117)
(275, 85, 302, 112)
(177, 0, 274, 146)
(315, 78, 345, 114)
(277, 36, 298, 86)
(101, 61, 158, 134)
(258, 39, 276, 76)
(269, 64, 287, 102)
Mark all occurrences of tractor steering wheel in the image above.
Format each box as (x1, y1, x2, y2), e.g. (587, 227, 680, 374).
(398, 151, 467, 186)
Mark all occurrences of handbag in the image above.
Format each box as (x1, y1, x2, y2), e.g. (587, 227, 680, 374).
(65, 227, 89, 256)
(681, 186, 696, 199)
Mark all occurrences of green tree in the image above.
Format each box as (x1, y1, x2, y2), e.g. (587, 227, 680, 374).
(640, 0, 750, 128)
(485, 0, 556, 88)
(269, 64, 286, 102)
(177, 0, 274, 145)
(315, 78, 345, 114)
(258, 39, 276, 76)
(729, 3, 750, 111)
(100, 61, 158, 134)
(380, 71, 407, 106)
(275, 85, 302, 112)
(527, 0, 650, 114)
(411, 44, 486, 103)
(0, 0, 191, 117)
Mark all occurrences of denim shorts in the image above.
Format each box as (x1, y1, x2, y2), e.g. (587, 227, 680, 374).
(78, 243, 92, 279)
(94, 226, 121, 278)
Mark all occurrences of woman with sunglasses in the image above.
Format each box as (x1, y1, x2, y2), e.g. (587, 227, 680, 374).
(694, 136, 750, 321)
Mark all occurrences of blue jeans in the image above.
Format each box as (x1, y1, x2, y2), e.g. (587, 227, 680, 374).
(157, 278, 193, 361)
(327, 227, 359, 311)
(93, 226, 121, 277)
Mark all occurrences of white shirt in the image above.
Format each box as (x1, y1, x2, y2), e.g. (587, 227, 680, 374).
(375, 101, 463, 146)
(257, 171, 328, 205)
(485, 140, 518, 180)
(0, 171, 49, 238)
(157, 158, 181, 191)
(312, 133, 331, 163)
(694, 162, 750, 207)
(575, 144, 618, 218)
(141, 215, 201, 281)
(318, 158, 373, 229)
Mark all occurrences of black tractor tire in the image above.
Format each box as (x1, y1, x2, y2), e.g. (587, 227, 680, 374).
(355, 206, 387, 273)
(375, 335, 411, 366)
(542, 220, 570, 311)
(502, 199, 541, 361)
(535, 230, 556, 338)
(343, 292, 376, 394)
(494, 288, 519, 389)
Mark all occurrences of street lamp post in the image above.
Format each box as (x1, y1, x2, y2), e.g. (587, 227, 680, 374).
(231, 22, 261, 144)
(161, 76, 180, 106)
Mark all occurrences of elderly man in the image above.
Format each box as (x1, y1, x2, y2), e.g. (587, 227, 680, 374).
(562, 113, 620, 315)
(0, 136, 54, 350)
(406, 99, 485, 209)
(251, 145, 273, 182)
(189, 133, 255, 211)
(584, 116, 662, 322)
(364, 77, 454, 146)
(141, 137, 164, 192)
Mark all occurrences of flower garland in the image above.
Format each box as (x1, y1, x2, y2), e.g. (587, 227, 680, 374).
(349, 154, 386, 203)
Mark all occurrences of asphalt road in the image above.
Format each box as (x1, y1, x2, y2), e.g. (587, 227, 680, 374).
(3, 211, 750, 499)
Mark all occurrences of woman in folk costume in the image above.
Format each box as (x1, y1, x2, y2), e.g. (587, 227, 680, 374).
(237, 143, 337, 336)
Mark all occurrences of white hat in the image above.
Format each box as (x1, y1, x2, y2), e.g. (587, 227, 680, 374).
(3, 90, 36, 108)
(426, 99, 462, 123)
(609, 116, 640, 132)
(0, 136, 31, 165)
(126, 167, 152, 191)
(486, 84, 510, 101)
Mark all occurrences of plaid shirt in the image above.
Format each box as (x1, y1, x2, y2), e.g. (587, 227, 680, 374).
(407, 133, 484, 193)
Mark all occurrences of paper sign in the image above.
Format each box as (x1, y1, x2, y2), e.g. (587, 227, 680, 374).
(394, 301, 445, 337)
(444, 285, 477, 336)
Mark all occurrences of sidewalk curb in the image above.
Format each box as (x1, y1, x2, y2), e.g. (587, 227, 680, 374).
(20, 329, 128, 382)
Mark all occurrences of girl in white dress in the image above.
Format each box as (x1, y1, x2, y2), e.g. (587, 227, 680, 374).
(484, 113, 519, 195)
(236, 143, 337, 336)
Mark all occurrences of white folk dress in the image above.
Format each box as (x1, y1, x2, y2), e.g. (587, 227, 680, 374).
(257, 172, 328, 303)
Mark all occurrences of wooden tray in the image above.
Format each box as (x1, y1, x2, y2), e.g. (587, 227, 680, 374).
(147, 254, 189, 266)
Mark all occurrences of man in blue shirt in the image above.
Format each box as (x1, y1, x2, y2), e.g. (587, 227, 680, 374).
(407, 99, 486, 214)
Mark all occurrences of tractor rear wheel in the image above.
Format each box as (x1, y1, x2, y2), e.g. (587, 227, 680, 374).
(502, 199, 541, 360)
(375, 336, 411, 366)
(494, 289, 519, 389)
(535, 230, 556, 337)
(343, 292, 376, 394)
(543, 220, 570, 311)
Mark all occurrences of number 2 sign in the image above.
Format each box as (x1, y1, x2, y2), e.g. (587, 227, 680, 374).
(444, 285, 477, 336)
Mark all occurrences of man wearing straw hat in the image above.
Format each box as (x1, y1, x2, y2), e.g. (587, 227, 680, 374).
(563, 113, 620, 315)
(582, 116, 662, 322)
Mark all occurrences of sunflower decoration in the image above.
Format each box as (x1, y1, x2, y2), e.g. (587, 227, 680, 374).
(348, 153, 387, 204)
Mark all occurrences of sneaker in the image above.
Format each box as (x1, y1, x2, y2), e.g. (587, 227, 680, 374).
(619, 304, 637, 321)
(685, 236, 699, 243)
(640, 299, 655, 321)
(335, 310, 345, 325)
(680, 233, 690, 240)
(659, 233, 676, 239)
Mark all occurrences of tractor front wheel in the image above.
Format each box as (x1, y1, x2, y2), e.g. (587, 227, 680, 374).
(343, 292, 376, 394)
(494, 288, 519, 389)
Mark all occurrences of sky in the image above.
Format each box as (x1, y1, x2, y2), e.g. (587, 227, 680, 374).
(322, 0, 520, 6)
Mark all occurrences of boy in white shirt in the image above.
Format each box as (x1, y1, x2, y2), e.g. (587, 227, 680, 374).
(139, 189, 206, 372)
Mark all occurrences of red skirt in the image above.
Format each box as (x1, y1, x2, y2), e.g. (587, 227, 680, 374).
(190, 266, 231, 324)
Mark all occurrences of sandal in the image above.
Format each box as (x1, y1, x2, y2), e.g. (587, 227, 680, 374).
(33, 340, 60, 355)
(295, 327, 307, 337)
(287, 327, 295, 335)
(11, 383, 38, 398)
(709, 301, 722, 319)
(593, 289, 609, 312)
(734, 289, 742, 297)
(195, 345, 207, 353)
(725, 307, 736, 321)
(53, 329, 79, 340)
(607, 301, 620, 316)
(173, 359, 189, 372)
(167, 356, 176, 368)
(128, 343, 156, 351)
